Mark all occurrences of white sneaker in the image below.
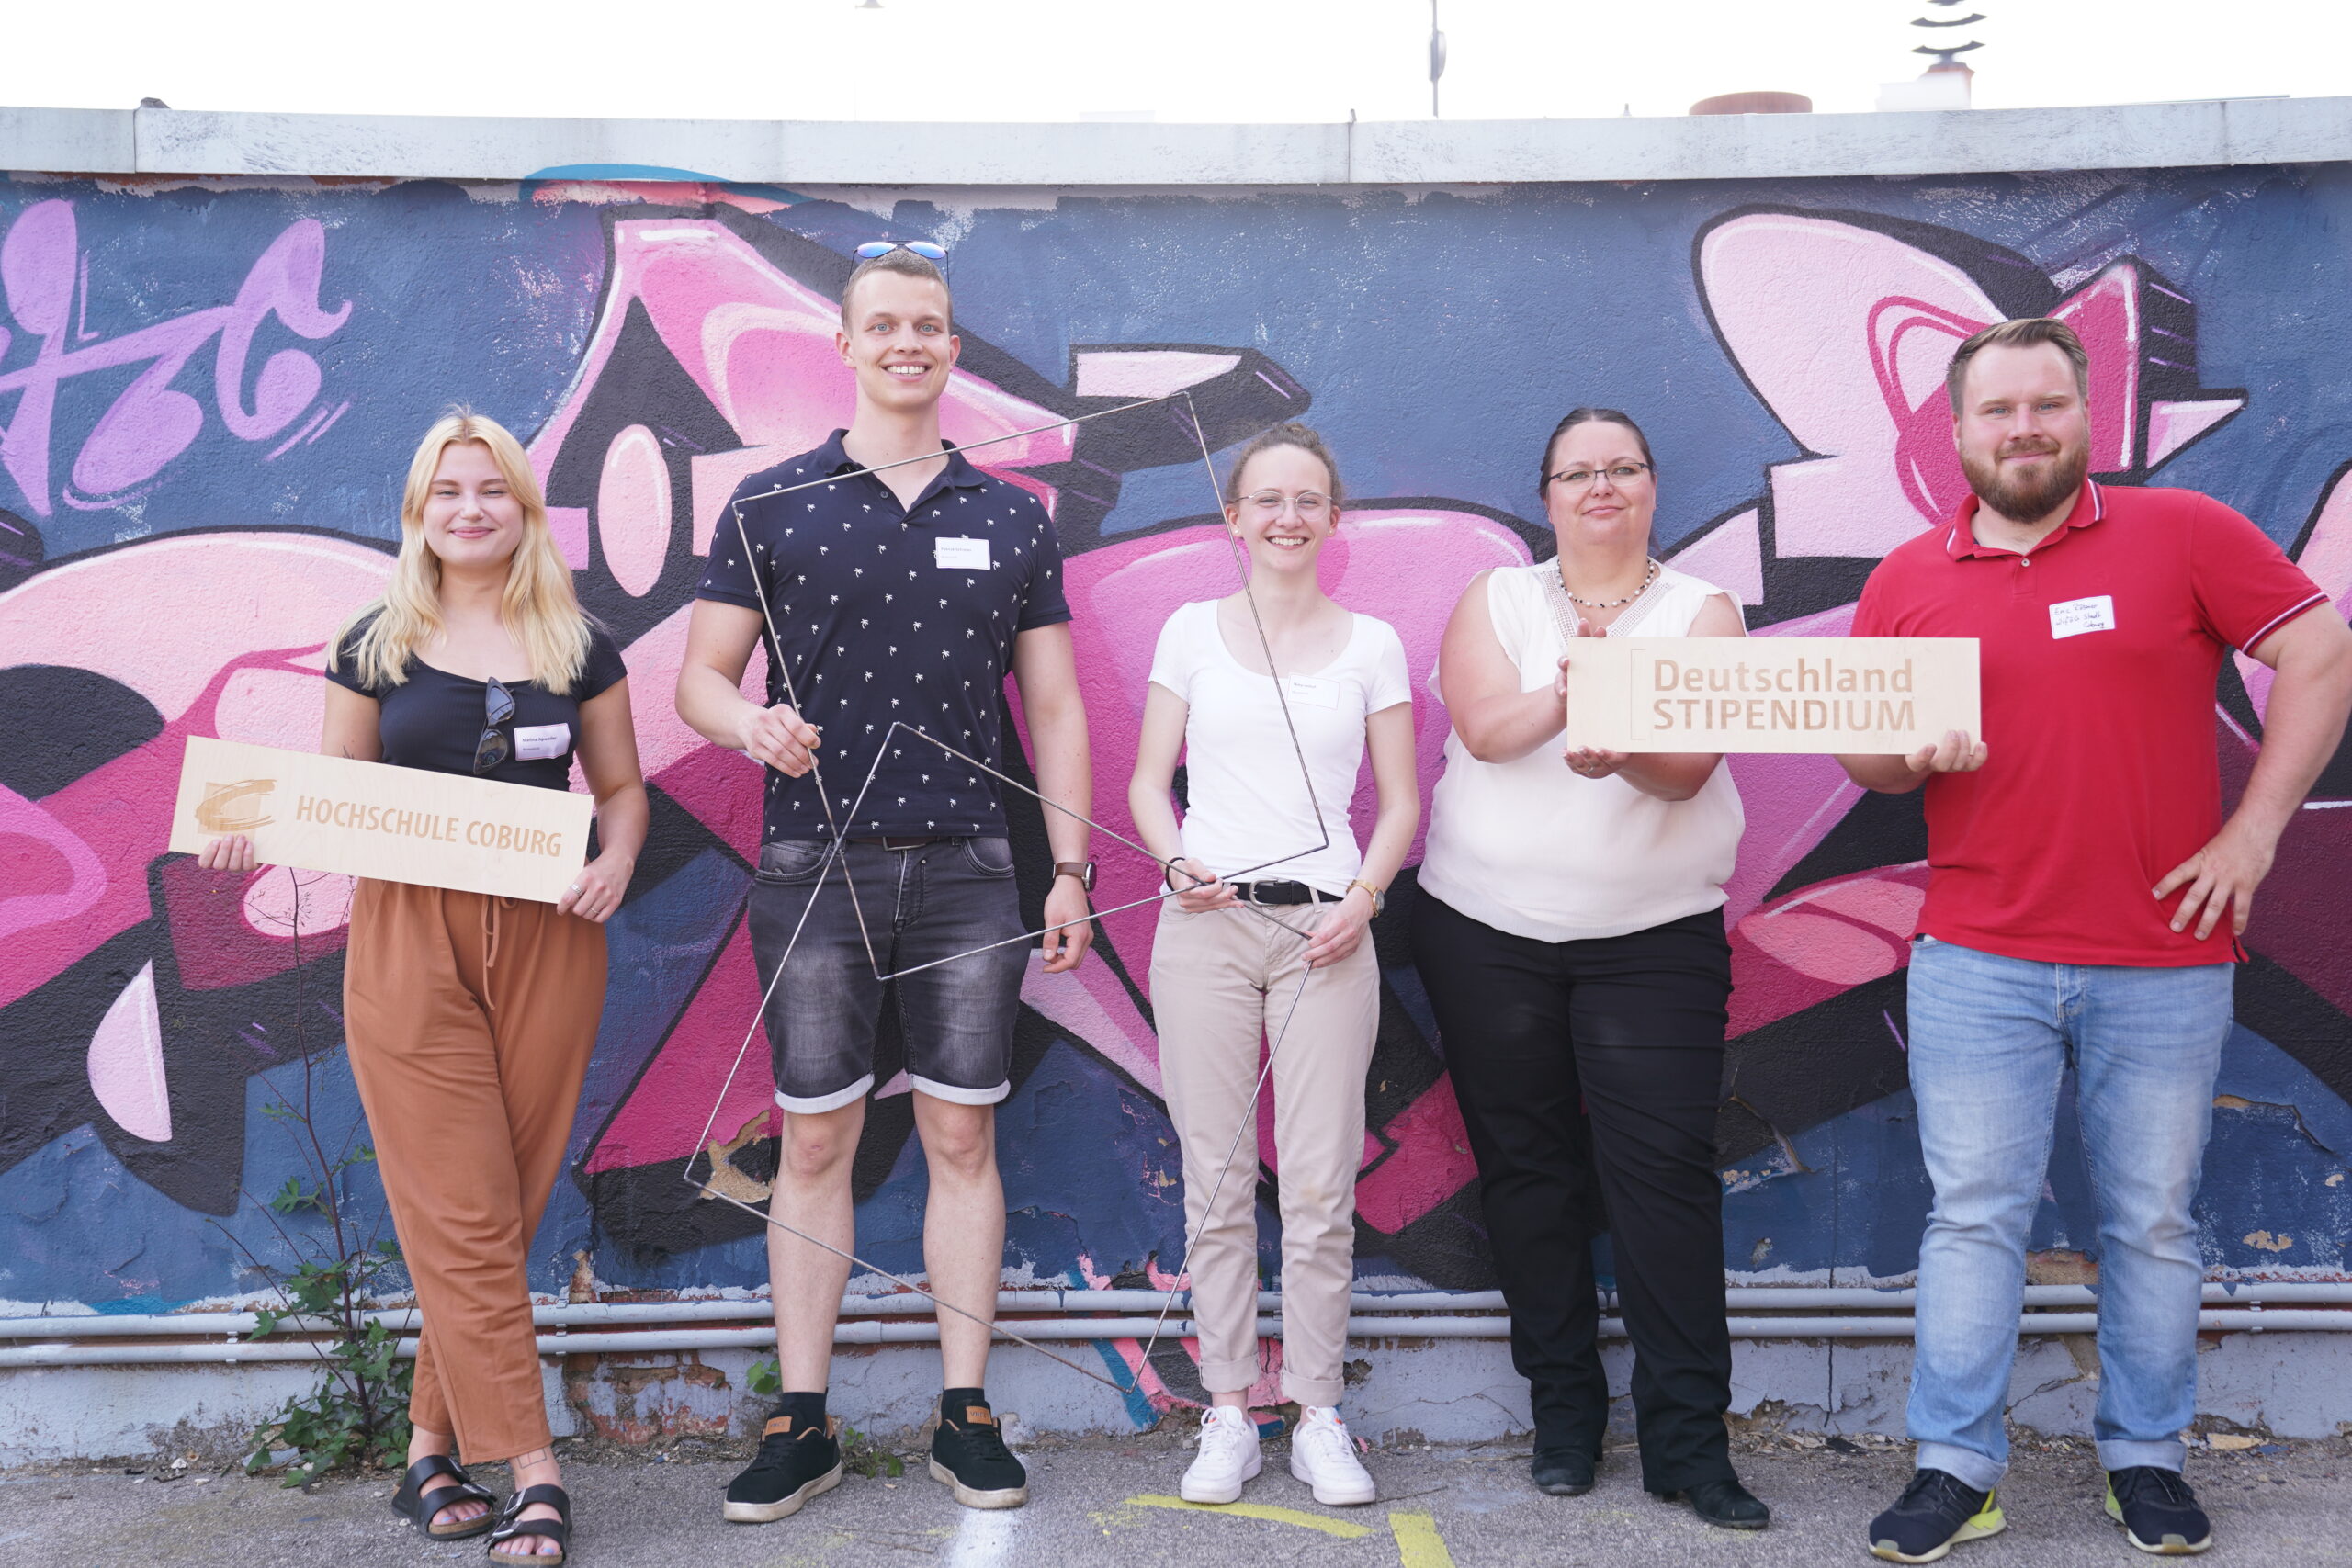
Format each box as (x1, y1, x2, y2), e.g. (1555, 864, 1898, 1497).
(1179, 1405, 1262, 1504)
(1288, 1406, 1376, 1506)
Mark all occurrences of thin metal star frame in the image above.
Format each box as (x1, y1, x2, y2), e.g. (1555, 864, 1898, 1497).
(678, 389, 1348, 1393)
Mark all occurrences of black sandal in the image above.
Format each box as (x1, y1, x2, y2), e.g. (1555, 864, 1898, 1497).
(487, 1483, 572, 1565)
(390, 1453, 499, 1540)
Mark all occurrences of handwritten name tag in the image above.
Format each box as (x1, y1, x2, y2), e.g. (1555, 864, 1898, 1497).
(935, 536, 990, 570)
(514, 723, 571, 761)
(1282, 675, 1340, 709)
(2049, 595, 2117, 639)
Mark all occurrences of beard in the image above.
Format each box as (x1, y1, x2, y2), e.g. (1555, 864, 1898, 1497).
(1960, 435, 2090, 525)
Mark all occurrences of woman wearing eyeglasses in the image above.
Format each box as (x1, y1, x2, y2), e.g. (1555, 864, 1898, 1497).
(1129, 423, 1418, 1508)
(198, 411, 645, 1564)
(1412, 408, 1763, 1529)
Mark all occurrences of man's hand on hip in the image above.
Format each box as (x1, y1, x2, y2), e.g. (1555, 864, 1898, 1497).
(2154, 819, 2277, 941)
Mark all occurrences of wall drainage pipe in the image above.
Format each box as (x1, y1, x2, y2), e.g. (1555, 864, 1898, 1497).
(3, 1281, 2346, 1342)
(0, 1304, 2346, 1369)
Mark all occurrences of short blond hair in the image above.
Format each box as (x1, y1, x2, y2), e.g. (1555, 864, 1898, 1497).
(1945, 317, 2091, 414)
(840, 249, 954, 335)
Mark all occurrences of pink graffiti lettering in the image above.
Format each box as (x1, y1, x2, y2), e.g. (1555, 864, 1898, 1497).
(0, 200, 350, 515)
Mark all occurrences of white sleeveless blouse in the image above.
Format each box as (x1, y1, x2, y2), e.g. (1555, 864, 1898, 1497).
(1419, 560, 1745, 943)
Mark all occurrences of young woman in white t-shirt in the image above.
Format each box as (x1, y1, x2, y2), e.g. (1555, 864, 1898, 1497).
(1127, 423, 1419, 1509)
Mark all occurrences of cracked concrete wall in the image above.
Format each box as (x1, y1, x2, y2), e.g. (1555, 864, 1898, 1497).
(8, 1331, 2348, 1465)
(2, 167, 2348, 1414)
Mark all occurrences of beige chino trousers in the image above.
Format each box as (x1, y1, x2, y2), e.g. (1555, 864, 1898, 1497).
(1151, 898, 1378, 1407)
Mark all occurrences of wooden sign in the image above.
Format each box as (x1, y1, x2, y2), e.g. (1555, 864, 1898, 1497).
(1559, 637, 1980, 754)
(169, 736, 593, 904)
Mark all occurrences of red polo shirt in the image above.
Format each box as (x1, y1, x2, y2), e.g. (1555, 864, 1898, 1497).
(1852, 482, 2327, 966)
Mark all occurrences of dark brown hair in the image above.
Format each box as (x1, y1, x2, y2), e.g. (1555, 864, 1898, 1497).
(840, 248, 954, 334)
(1223, 421, 1344, 507)
(1943, 317, 2089, 414)
(1539, 407, 1654, 497)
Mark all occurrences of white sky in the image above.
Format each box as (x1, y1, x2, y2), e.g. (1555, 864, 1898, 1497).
(6, 0, 2345, 123)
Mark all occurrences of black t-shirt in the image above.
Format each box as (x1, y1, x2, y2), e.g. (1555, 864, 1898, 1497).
(325, 615, 629, 790)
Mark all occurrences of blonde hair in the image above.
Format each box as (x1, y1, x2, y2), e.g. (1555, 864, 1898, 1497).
(333, 411, 595, 694)
(841, 248, 954, 334)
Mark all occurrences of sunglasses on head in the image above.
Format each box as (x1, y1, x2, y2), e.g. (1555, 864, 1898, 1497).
(854, 240, 949, 264)
(473, 677, 516, 774)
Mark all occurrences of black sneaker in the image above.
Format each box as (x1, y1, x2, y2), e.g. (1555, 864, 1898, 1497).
(929, 1394, 1028, 1509)
(723, 1410, 844, 1523)
(1868, 1468, 2006, 1562)
(2106, 1467, 2211, 1556)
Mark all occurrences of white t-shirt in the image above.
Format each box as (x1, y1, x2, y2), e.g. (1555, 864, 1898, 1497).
(1419, 561, 1746, 942)
(1147, 599, 1413, 897)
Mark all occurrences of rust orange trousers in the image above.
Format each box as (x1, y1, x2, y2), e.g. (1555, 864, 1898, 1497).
(344, 878, 605, 1464)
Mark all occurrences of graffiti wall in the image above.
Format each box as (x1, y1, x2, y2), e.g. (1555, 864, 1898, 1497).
(5, 165, 2349, 1408)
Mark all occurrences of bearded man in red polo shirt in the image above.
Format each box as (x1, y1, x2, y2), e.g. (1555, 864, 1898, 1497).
(1837, 318, 2352, 1564)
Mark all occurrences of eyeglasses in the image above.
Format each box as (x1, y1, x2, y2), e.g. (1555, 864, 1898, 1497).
(473, 677, 515, 774)
(1237, 490, 1333, 524)
(854, 240, 949, 263)
(1544, 461, 1653, 491)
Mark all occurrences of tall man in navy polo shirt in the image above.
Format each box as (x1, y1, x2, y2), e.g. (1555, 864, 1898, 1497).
(1838, 318, 2352, 1563)
(677, 246, 1095, 1524)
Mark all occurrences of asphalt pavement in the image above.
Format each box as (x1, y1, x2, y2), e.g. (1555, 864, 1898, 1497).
(5, 1422, 2345, 1567)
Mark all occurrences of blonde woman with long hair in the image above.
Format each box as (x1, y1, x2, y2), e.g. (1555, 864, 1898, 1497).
(199, 412, 646, 1564)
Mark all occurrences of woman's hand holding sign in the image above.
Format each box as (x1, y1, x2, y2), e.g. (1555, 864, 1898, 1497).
(196, 834, 259, 874)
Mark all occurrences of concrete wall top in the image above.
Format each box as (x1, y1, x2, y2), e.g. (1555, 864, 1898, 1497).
(3, 96, 2346, 186)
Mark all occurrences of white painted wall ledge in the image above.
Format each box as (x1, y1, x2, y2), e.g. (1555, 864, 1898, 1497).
(2, 96, 2347, 186)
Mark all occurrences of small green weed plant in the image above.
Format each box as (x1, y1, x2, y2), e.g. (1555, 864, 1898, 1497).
(745, 1356, 905, 1477)
(215, 869, 413, 1485)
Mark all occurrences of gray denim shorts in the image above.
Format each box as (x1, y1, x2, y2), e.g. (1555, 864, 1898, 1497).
(746, 836, 1028, 1113)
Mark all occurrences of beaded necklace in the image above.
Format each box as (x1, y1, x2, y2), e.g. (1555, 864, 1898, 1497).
(1560, 555, 1660, 610)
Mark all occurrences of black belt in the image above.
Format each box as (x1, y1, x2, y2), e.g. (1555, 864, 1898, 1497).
(853, 835, 947, 851)
(1231, 879, 1337, 906)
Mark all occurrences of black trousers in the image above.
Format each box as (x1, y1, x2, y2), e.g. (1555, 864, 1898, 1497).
(1412, 892, 1736, 1491)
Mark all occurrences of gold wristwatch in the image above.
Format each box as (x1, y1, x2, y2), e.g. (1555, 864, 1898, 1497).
(1347, 878, 1385, 916)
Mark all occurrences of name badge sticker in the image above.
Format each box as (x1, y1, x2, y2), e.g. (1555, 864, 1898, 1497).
(2049, 594, 2117, 640)
(514, 723, 572, 761)
(935, 536, 990, 570)
(1282, 675, 1341, 709)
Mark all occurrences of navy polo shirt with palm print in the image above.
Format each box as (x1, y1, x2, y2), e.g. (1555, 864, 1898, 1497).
(696, 431, 1071, 843)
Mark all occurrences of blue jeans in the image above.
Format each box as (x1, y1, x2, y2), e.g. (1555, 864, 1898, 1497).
(1904, 935, 2232, 1490)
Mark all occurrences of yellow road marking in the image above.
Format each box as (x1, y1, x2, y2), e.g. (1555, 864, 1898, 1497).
(1390, 1511, 1458, 1568)
(1123, 1495, 1377, 1539)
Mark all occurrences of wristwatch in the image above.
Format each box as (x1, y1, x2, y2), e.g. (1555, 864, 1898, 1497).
(1347, 878, 1385, 917)
(1053, 861, 1097, 893)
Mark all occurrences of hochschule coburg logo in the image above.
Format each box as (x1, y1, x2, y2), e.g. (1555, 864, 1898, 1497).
(194, 776, 277, 834)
